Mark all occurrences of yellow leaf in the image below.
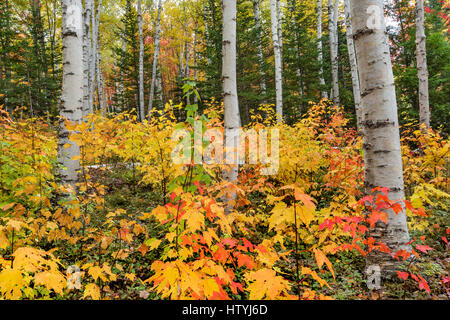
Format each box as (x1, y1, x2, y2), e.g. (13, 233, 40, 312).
(314, 249, 335, 279)
(297, 205, 314, 227)
(0, 269, 28, 299)
(83, 283, 101, 300)
(183, 209, 205, 232)
(88, 266, 107, 282)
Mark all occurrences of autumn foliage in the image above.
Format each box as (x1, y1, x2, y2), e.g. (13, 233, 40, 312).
(0, 101, 448, 300)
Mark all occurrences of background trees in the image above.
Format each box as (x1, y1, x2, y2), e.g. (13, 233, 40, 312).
(1, 0, 447, 132)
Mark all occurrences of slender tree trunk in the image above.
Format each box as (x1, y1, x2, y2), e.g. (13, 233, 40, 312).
(415, 0, 430, 128)
(96, 47, 104, 112)
(289, 0, 304, 100)
(270, 0, 283, 121)
(317, 0, 328, 99)
(156, 64, 163, 108)
(252, 0, 267, 98)
(193, 28, 199, 105)
(148, 0, 163, 115)
(277, 0, 283, 67)
(222, 0, 240, 212)
(328, 0, 340, 105)
(350, 0, 411, 279)
(344, 0, 361, 131)
(59, 0, 84, 186)
(82, 0, 92, 117)
(138, 0, 145, 121)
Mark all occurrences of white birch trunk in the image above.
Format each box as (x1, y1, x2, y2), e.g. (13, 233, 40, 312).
(270, 0, 283, 121)
(193, 29, 199, 105)
(222, 0, 240, 212)
(148, 0, 163, 114)
(156, 64, 163, 108)
(277, 0, 283, 66)
(253, 0, 267, 96)
(59, 0, 83, 186)
(138, 0, 145, 121)
(415, 0, 430, 128)
(82, 0, 92, 117)
(344, 0, 361, 131)
(96, 47, 104, 112)
(350, 0, 411, 278)
(328, 0, 340, 105)
(317, 0, 328, 98)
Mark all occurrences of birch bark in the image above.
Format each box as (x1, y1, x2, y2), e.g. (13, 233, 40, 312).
(222, 0, 240, 212)
(328, 0, 340, 105)
(59, 0, 84, 186)
(148, 0, 163, 114)
(270, 0, 283, 121)
(344, 0, 361, 131)
(415, 0, 430, 128)
(317, 0, 328, 98)
(138, 0, 145, 121)
(350, 0, 411, 278)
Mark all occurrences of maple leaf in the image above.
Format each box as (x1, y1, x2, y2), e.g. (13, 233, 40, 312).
(397, 271, 409, 280)
(88, 266, 107, 282)
(245, 269, 289, 300)
(235, 252, 255, 269)
(368, 210, 387, 228)
(34, 271, 66, 295)
(294, 191, 316, 209)
(314, 249, 335, 279)
(415, 244, 434, 254)
(297, 205, 314, 227)
(83, 283, 101, 300)
(394, 250, 411, 261)
(183, 209, 205, 232)
(0, 269, 28, 299)
(301, 266, 330, 289)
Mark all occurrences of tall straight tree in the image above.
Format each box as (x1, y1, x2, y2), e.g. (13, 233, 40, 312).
(328, 0, 340, 105)
(270, 0, 283, 121)
(148, 0, 163, 115)
(344, 0, 361, 131)
(317, 0, 328, 99)
(222, 0, 240, 212)
(350, 0, 411, 279)
(89, 0, 102, 114)
(415, 0, 430, 128)
(59, 0, 84, 186)
(82, 0, 92, 117)
(252, 0, 266, 98)
(138, 0, 145, 121)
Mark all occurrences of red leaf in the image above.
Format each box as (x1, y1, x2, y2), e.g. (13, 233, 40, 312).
(415, 244, 434, 254)
(368, 210, 387, 227)
(397, 271, 409, 280)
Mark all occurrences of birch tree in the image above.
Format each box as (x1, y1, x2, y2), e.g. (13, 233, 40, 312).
(89, 0, 102, 114)
(270, 0, 283, 121)
(317, 0, 328, 99)
(59, 0, 84, 186)
(82, 0, 92, 117)
(252, 0, 266, 97)
(415, 0, 430, 128)
(350, 0, 411, 278)
(222, 0, 240, 211)
(138, 0, 145, 121)
(328, 0, 340, 105)
(344, 0, 361, 131)
(148, 0, 163, 114)
(277, 0, 283, 67)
